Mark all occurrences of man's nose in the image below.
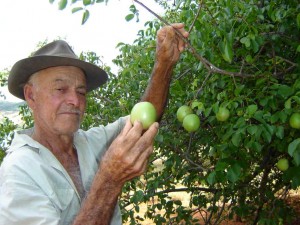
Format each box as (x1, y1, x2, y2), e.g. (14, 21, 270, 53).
(66, 90, 81, 107)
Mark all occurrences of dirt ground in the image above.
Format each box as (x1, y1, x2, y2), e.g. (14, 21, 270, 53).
(194, 194, 300, 225)
(125, 193, 300, 224)
(125, 160, 300, 224)
(284, 194, 300, 225)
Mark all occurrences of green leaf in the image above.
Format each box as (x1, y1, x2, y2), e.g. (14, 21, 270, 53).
(251, 38, 259, 53)
(256, 78, 266, 86)
(262, 127, 272, 143)
(81, 10, 90, 25)
(297, 13, 300, 29)
(247, 125, 258, 135)
(222, 126, 234, 141)
(252, 142, 262, 152)
(246, 104, 258, 115)
(245, 55, 253, 63)
(240, 37, 250, 48)
(232, 132, 241, 147)
(270, 112, 280, 124)
(49, 0, 55, 4)
(285, 98, 292, 109)
(157, 203, 162, 210)
(83, 0, 91, 6)
(223, 41, 233, 63)
(155, 134, 163, 143)
(279, 111, 288, 123)
(265, 124, 275, 136)
(215, 161, 228, 171)
(72, 7, 83, 13)
(288, 138, 300, 166)
(278, 85, 294, 98)
(125, 14, 134, 22)
(293, 151, 300, 166)
(275, 126, 284, 139)
(58, 0, 67, 10)
(253, 110, 265, 123)
(292, 177, 300, 189)
(207, 171, 216, 185)
(288, 138, 300, 158)
(132, 190, 144, 203)
(227, 163, 241, 183)
(191, 101, 203, 108)
(219, 40, 233, 63)
(129, 4, 137, 13)
(234, 84, 245, 96)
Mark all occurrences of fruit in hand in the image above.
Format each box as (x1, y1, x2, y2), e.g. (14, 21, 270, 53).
(216, 107, 230, 122)
(289, 113, 300, 129)
(130, 101, 157, 130)
(276, 158, 289, 171)
(182, 114, 200, 132)
(177, 105, 193, 123)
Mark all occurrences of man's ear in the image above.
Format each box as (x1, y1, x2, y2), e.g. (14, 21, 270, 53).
(24, 84, 35, 109)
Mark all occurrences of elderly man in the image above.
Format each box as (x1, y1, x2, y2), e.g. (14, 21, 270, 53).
(0, 23, 188, 224)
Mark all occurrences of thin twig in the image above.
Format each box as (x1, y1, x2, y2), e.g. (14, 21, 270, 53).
(155, 186, 218, 195)
(195, 71, 212, 97)
(188, 0, 203, 33)
(172, 67, 193, 82)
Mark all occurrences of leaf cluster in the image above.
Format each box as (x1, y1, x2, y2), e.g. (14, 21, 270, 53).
(112, 0, 300, 224)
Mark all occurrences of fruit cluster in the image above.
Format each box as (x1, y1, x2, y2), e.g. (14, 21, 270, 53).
(176, 105, 200, 132)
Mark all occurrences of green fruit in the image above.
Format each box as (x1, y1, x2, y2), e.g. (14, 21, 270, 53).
(216, 107, 230, 122)
(276, 158, 289, 171)
(182, 114, 200, 132)
(130, 102, 157, 130)
(289, 113, 300, 129)
(176, 105, 193, 123)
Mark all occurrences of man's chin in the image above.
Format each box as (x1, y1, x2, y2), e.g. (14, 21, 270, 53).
(58, 125, 80, 135)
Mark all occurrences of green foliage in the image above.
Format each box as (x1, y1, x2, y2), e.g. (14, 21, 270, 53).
(0, 117, 17, 162)
(50, 0, 110, 24)
(108, 0, 300, 224)
(0, 69, 9, 99)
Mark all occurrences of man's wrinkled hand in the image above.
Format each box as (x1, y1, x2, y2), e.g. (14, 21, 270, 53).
(156, 23, 189, 64)
(98, 118, 159, 187)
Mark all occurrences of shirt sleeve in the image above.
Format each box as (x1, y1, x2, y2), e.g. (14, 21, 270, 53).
(0, 169, 61, 225)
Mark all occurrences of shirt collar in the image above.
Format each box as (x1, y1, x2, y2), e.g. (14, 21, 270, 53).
(7, 128, 40, 153)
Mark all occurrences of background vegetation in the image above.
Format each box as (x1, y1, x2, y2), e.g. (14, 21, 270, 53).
(1, 0, 300, 224)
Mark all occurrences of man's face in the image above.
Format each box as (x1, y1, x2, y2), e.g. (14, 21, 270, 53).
(26, 66, 87, 136)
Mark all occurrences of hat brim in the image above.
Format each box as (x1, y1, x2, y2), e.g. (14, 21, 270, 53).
(8, 55, 108, 100)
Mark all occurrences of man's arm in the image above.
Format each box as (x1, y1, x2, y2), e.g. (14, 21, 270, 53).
(142, 23, 189, 120)
(73, 23, 188, 225)
(73, 120, 158, 225)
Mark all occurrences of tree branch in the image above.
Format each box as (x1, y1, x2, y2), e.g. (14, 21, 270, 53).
(155, 186, 219, 195)
(133, 0, 254, 78)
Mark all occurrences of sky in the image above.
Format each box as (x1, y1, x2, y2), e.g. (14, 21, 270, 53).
(0, 0, 164, 102)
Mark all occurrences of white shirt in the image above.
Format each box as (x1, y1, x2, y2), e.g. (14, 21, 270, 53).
(0, 117, 126, 225)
